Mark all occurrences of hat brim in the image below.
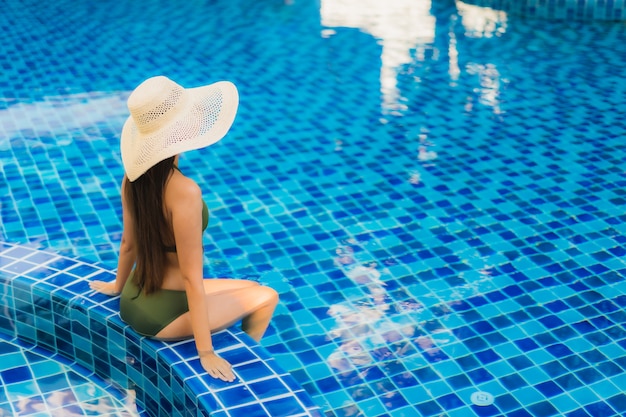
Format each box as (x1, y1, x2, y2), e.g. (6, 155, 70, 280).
(121, 81, 239, 181)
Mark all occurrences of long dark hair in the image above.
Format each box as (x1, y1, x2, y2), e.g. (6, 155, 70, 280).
(124, 156, 176, 294)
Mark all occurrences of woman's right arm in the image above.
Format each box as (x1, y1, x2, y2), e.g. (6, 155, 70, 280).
(114, 177, 136, 292)
(90, 176, 136, 295)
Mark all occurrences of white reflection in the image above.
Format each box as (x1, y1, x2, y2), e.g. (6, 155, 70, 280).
(328, 339, 373, 371)
(456, 1, 508, 38)
(466, 62, 503, 112)
(325, 241, 459, 375)
(448, 20, 461, 82)
(321, 1, 509, 115)
(416, 130, 437, 174)
(418, 146, 438, 162)
(0, 92, 127, 146)
(408, 170, 421, 184)
(321, 0, 435, 110)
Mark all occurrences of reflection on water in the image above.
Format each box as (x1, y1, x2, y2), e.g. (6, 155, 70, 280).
(327, 240, 454, 385)
(0, 339, 140, 417)
(321, 0, 435, 111)
(321, 0, 509, 194)
(456, 1, 508, 38)
(4, 386, 138, 417)
(321, 0, 509, 115)
(0, 92, 127, 149)
(325, 234, 500, 392)
(466, 62, 505, 112)
(1, 381, 139, 417)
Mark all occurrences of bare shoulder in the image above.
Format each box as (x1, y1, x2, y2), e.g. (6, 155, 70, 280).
(165, 173, 202, 208)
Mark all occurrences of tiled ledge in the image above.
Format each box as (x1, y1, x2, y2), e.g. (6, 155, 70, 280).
(0, 242, 321, 417)
(461, 0, 625, 20)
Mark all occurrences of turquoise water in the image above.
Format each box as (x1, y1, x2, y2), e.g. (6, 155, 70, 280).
(2, 0, 626, 416)
(0, 333, 139, 416)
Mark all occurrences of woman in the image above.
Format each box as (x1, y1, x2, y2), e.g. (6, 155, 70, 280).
(90, 76, 279, 382)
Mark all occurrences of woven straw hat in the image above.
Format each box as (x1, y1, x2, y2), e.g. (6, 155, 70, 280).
(121, 76, 239, 181)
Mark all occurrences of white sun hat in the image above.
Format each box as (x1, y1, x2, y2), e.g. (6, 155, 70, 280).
(121, 75, 239, 181)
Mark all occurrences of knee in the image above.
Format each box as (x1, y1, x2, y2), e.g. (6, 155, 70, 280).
(260, 286, 279, 307)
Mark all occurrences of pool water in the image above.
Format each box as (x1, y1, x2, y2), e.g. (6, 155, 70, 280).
(2, 0, 626, 416)
(0, 333, 141, 416)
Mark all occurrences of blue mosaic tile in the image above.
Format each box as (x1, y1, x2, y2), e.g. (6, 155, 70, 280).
(2, 0, 626, 416)
(463, 0, 626, 20)
(0, 332, 144, 416)
(0, 244, 320, 416)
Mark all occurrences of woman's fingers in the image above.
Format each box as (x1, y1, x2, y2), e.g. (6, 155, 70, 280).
(219, 364, 235, 382)
(89, 281, 119, 296)
(203, 356, 236, 382)
(209, 367, 234, 382)
(215, 362, 235, 381)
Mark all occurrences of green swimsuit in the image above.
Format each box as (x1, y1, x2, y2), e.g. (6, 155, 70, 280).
(119, 192, 209, 338)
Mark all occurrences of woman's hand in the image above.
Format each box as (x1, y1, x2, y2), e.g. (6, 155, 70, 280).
(89, 281, 120, 296)
(199, 351, 235, 382)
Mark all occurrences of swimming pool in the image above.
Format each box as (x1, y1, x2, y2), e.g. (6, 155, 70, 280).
(0, 332, 141, 416)
(2, 0, 626, 416)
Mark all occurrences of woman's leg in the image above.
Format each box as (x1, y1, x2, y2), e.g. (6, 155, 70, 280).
(205, 283, 278, 341)
(156, 279, 278, 341)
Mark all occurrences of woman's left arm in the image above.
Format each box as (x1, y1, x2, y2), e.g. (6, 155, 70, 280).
(172, 179, 235, 382)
